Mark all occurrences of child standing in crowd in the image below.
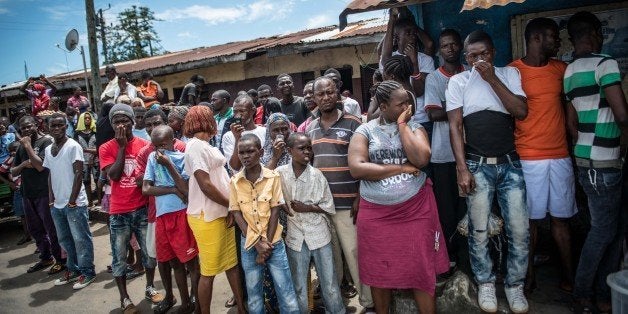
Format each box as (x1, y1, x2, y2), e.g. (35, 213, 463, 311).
(0, 117, 16, 164)
(143, 125, 199, 314)
(230, 133, 299, 314)
(276, 132, 345, 314)
(0, 141, 30, 244)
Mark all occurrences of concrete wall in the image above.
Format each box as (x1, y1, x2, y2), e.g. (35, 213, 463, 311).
(153, 43, 379, 106)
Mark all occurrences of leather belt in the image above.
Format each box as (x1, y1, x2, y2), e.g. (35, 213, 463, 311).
(466, 151, 519, 165)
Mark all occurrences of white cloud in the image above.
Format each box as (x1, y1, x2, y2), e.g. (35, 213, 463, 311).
(156, 0, 294, 25)
(306, 14, 333, 29)
(177, 31, 197, 39)
(41, 7, 69, 20)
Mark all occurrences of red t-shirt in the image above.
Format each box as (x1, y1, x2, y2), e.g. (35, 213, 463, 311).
(136, 139, 187, 222)
(99, 137, 150, 214)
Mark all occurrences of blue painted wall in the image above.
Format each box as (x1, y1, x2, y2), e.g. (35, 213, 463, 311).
(419, 0, 623, 66)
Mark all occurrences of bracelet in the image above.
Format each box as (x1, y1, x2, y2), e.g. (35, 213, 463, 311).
(48, 202, 54, 207)
(68, 203, 77, 208)
(411, 73, 422, 80)
(398, 121, 407, 126)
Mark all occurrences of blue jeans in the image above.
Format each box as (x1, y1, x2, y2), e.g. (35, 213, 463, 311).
(51, 205, 95, 277)
(287, 242, 345, 314)
(574, 166, 623, 301)
(109, 207, 155, 277)
(465, 158, 529, 287)
(240, 237, 299, 314)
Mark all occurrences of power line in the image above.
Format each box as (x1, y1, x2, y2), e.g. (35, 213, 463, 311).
(0, 21, 73, 27)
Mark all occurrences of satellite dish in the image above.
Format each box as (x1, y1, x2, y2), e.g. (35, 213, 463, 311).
(65, 29, 79, 52)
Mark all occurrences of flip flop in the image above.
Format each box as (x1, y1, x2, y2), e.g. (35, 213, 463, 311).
(47, 262, 66, 275)
(27, 259, 54, 273)
(153, 297, 176, 314)
(224, 296, 236, 308)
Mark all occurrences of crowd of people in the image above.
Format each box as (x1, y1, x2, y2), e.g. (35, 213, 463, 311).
(2, 8, 626, 314)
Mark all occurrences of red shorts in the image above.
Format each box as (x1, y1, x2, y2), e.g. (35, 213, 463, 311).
(156, 210, 198, 263)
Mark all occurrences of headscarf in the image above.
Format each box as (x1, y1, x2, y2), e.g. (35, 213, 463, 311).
(168, 106, 189, 120)
(261, 112, 293, 167)
(76, 112, 96, 132)
(96, 102, 115, 148)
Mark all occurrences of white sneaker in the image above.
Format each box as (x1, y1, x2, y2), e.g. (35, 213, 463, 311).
(504, 285, 529, 313)
(477, 283, 498, 313)
(54, 271, 80, 286)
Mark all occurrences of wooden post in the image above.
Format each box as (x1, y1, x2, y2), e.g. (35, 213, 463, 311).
(85, 0, 102, 113)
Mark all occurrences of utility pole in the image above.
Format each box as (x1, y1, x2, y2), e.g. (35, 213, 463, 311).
(98, 9, 108, 64)
(86, 0, 102, 112)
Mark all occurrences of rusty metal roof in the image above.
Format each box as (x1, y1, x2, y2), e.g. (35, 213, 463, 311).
(44, 19, 386, 84)
(338, 0, 433, 30)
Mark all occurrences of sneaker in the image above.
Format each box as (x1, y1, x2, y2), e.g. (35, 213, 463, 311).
(54, 271, 80, 286)
(121, 298, 138, 314)
(145, 285, 164, 304)
(478, 283, 498, 313)
(505, 285, 529, 313)
(72, 275, 96, 290)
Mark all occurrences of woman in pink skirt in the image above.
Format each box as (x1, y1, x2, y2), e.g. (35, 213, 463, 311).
(348, 80, 449, 314)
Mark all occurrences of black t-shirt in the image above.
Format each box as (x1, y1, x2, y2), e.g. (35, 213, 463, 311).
(463, 111, 515, 157)
(280, 96, 309, 126)
(13, 135, 53, 198)
(177, 83, 197, 106)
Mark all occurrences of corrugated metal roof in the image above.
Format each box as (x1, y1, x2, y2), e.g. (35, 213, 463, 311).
(42, 19, 386, 85)
(338, 0, 433, 29)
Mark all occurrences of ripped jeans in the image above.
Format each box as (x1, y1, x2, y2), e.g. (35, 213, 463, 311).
(465, 158, 529, 287)
(574, 166, 623, 301)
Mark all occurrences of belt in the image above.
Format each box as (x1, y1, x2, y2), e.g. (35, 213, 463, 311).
(466, 151, 519, 165)
(574, 157, 623, 169)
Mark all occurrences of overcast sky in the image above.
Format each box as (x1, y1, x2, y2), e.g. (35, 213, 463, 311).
(0, 0, 385, 86)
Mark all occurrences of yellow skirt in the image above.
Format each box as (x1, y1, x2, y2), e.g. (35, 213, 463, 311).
(187, 215, 238, 276)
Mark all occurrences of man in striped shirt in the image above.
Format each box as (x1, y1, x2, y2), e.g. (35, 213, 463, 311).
(563, 12, 628, 313)
(306, 76, 374, 312)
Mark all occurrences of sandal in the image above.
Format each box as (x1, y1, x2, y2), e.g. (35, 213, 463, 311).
(27, 259, 54, 273)
(153, 297, 176, 314)
(571, 299, 593, 314)
(177, 301, 196, 314)
(16, 236, 32, 245)
(122, 298, 138, 314)
(47, 262, 66, 275)
(341, 284, 357, 299)
(224, 295, 236, 308)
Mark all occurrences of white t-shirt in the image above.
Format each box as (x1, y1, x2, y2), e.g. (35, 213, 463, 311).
(43, 138, 88, 208)
(342, 97, 362, 118)
(221, 126, 267, 171)
(184, 137, 230, 222)
(445, 66, 526, 117)
(425, 68, 455, 163)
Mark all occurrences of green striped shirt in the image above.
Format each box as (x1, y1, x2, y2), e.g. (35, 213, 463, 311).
(563, 53, 622, 161)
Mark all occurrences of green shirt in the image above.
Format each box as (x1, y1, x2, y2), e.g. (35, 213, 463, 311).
(563, 53, 622, 161)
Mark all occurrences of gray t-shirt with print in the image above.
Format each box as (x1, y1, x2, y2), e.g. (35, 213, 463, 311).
(355, 118, 427, 205)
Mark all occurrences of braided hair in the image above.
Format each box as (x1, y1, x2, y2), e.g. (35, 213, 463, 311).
(383, 54, 414, 83)
(375, 80, 403, 105)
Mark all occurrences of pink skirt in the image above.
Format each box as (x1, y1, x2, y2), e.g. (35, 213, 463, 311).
(357, 180, 449, 295)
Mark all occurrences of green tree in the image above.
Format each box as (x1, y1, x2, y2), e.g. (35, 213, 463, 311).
(104, 5, 162, 63)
